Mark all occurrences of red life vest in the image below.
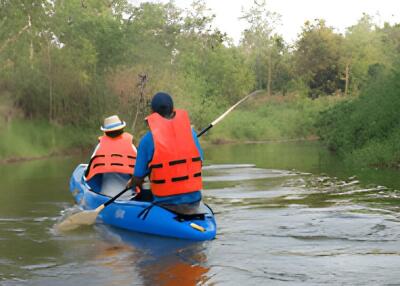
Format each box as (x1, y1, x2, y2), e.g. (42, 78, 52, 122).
(85, 132, 136, 180)
(147, 109, 202, 197)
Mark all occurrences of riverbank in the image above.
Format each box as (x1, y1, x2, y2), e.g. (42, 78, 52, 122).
(0, 148, 88, 164)
(0, 95, 341, 164)
(0, 119, 96, 164)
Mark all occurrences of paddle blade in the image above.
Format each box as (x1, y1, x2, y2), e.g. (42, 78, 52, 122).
(55, 209, 99, 232)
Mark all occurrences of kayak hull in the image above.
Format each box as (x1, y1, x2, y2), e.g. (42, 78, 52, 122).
(69, 164, 217, 241)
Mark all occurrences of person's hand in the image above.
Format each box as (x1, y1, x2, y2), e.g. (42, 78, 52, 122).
(126, 177, 135, 190)
(126, 176, 144, 191)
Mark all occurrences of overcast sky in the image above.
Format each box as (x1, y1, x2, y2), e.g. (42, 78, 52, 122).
(133, 0, 400, 44)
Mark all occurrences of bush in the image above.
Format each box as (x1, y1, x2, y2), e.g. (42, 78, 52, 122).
(316, 67, 400, 167)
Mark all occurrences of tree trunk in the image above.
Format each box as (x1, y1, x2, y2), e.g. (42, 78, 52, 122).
(267, 51, 272, 96)
(29, 15, 33, 67)
(344, 63, 349, 96)
(0, 24, 29, 54)
(47, 40, 53, 122)
(131, 74, 147, 134)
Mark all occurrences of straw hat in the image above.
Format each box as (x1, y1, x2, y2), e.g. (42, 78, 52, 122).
(100, 115, 126, 132)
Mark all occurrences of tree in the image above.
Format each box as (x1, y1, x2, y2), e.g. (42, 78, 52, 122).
(294, 19, 344, 98)
(240, 0, 281, 95)
(0, 0, 54, 119)
(342, 14, 387, 95)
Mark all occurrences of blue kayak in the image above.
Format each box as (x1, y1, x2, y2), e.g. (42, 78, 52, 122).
(69, 164, 217, 241)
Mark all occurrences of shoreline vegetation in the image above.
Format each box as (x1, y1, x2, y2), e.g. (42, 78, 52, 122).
(0, 148, 85, 164)
(0, 93, 338, 164)
(1, 1, 400, 168)
(0, 138, 320, 165)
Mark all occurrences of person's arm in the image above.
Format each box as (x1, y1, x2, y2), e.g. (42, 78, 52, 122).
(84, 143, 100, 178)
(90, 143, 100, 158)
(192, 129, 204, 160)
(126, 131, 154, 189)
(134, 131, 153, 177)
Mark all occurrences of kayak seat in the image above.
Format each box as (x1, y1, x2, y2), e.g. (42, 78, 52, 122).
(166, 202, 212, 221)
(174, 213, 205, 222)
(136, 200, 212, 222)
(161, 201, 209, 216)
(86, 173, 135, 200)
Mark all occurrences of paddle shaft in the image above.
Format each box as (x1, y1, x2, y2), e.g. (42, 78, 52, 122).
(197, 124, 212, 137)
(103, 187, 130, 207)
(197, 90, 262, 137)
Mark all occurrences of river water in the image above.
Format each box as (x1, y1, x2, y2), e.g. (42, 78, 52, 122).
(1, 141, 399, 285)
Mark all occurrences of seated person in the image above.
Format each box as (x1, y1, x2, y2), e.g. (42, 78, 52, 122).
(127, 92, 204, 206)
(85, 115, 137, 198)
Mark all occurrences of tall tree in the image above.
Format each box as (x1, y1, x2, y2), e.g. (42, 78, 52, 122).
(295, 19, 344, 98)
(0, 0, 54, 119)
(342, 14, 391, 95)
(240, 0, 281, 95)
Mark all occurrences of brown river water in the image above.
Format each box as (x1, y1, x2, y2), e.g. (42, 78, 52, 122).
(0, 141, 400, 285)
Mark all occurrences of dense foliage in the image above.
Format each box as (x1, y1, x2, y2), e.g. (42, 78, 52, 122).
(0, 0, 255, 131)
(316, 67, 400, 167)
(1, 0, 400, 166)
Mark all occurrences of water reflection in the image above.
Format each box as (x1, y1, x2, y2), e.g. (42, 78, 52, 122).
(94, 226, 210, 286)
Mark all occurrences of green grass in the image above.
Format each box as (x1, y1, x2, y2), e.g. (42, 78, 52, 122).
(206, 94, 342, 143)
(0, 119, 97, 160)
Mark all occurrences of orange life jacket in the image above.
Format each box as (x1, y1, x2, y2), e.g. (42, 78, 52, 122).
(85, 132, 136, 180)
(147, 110, 202, 197)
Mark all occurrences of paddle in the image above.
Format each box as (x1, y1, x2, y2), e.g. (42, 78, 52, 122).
(56, 187, 138, 231)
(197, 89, 263, 137)
(57, 90, 262, 231)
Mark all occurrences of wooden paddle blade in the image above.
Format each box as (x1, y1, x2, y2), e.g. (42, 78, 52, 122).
(55, 209, 100, 232)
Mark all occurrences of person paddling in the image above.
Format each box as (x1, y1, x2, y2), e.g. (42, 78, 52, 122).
(126, 92, 203, 205)
(85, 115, 137, 195)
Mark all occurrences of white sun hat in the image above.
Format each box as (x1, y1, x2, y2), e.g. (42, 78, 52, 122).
(100, 115, 126, 132)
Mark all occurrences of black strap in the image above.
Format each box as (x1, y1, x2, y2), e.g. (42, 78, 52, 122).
(204, 203, 215, 215)
(169, 159, 187, 166)
(171, 175, 189, 182)
(93, 163, 105, 168)
(149, 163, 163, 170)
(137, 204, 154, 220)
(92, 154, 106, 159)
(111, 154, 123, 157)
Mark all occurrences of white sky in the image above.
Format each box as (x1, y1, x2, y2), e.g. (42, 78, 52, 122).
(133, 0, 400, 44)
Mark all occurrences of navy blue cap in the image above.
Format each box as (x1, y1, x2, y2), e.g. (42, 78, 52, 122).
(151, 92, 174, 117)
